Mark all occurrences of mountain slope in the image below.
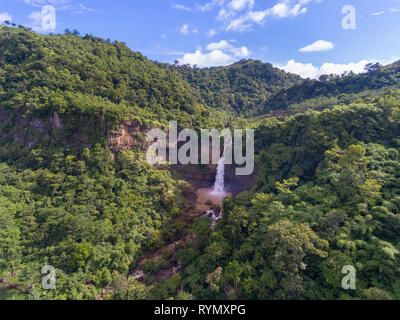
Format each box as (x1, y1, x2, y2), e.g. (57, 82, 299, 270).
(176, 59, 302, 114)
(263, 63, 400, 114)
(1, 26, 400, 301)
(0, 25, 210, 145)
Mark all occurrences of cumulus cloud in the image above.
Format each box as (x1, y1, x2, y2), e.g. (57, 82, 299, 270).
(280, 59, 370, 79)
(0, 13, 12, 24)
(179, 40, 250, 67)
(299, 40, 334, 53)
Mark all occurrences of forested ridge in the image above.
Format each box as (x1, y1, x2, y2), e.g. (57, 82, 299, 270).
(0, 25, 400, 300)
(175, 59, 302, 115)
(264, 61, 400, 114)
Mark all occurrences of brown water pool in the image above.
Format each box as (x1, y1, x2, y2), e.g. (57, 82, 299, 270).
(195, 188, 232, 212)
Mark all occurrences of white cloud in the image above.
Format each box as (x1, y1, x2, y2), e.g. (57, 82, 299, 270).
(280, 59, 319, 78)
(172, 3, 193, 12)
(27, 5, 57, 32)
(280, 59, 370, 79)
(180, 24, 189, 34)
(207, 28, 218, 37)
(206, 39, 231, 50)
(226, 15, 250, 31)
(371, 11, 385, 16)
(75, 3, 101, 14)
(228, 0, 254, 11)
(179, 40, 250, 67)
(318, 61, 369, 76)
(28, 10, 48, 32)
(21, 0, 70, 9)
(180, 49, 234, 67)
(0, 13, 12, 24)
(270, 2, 307, 18)
(20, 0, 98, 13)
(247, 10, 269, 23)
(299, 40, 334, 53)
(198, 0, 225, 12)
(180, 24, 199, 35)
(206, 0, 324, 33)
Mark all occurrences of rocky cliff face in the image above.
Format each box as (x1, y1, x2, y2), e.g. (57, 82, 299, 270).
(225, 164, 258, 194)
(0, 108, 68, 148)
(0, 107, 144, 151)
(172, 163, 257, 195)
(108, 120, 143, 153)
(1, 107, 256, 194)
(172, 163, 217, 189)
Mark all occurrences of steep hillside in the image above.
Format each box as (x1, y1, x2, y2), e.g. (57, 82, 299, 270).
(263, 63, 400, 114)
(0, 27, 206, 300)
(176, 59, 302, 115)
(0, 26, 211, 151)
(0, 27, 301, 152)
(1, 26, 400, 301)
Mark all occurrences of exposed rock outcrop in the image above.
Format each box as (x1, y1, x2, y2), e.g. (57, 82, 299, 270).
(108, 120, 143, 153)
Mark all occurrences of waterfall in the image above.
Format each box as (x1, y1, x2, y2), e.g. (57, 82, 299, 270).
(212, 137, 232, 195)
(212, 153, 225, 194)
(204, 140, 232, 228)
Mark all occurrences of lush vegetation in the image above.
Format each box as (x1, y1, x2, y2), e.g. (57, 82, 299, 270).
(0, 26, 212, 136)
(176, 59, 301, 115)
(264, 62, 400, 114)
(1, 25, 400, 300)
(175, 91, 400, 300)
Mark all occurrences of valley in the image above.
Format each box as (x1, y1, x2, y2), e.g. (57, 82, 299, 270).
(0, 25, 400, 301)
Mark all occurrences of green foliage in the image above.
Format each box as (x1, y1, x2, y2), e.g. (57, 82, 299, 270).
(0, 146, 183, 299)
(1, 27, 400, 301)
(176, 59, 301, 115)
(264, 66, 400, 113)
(174, 91, 400, 300)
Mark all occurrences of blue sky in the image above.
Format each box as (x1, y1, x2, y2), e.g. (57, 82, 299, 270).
(1, 0, 399, 78)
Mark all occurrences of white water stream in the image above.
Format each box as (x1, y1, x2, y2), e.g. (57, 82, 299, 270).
(212, 153, 226, 195)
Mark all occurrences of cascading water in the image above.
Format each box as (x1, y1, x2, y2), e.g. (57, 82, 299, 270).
(212, 154, 226, 194)
(196, 140, 232, 228)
